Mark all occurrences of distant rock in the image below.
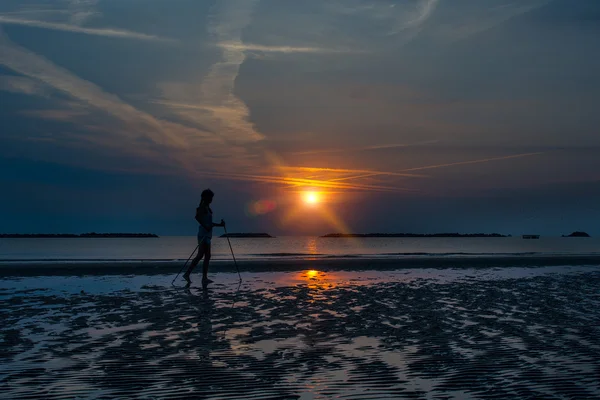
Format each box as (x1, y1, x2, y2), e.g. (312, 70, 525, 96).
(79, 233, 159, 238)
(562, 231, 591, 238)
(321, 233, 508, 238)
(0, 233, 159, 238)
(220, 233, 274, 238)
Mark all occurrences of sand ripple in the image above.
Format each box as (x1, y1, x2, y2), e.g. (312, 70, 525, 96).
(1, 268, 600, 399)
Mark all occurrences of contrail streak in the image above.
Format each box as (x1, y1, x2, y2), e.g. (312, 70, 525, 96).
(287, 152, 543, 184)
(217, 42, 354, 54)
(281, 166, 426, 178)
(399, 152, 544, 172)
(0, 16, 174, 42)
(194, 171, 416, 193)
(292, 140, 439, 155)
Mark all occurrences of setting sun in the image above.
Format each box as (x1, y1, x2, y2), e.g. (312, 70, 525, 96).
(303, 191, 320, 204)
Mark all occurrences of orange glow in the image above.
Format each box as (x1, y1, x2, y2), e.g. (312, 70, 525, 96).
(303, 191, 320, 204)
(279, 191, 361, 249)
(306, 269, 319, 279)
(307, 237, 318, 255)
(295, 269, 339, 292)
(246, 199, 277, 216)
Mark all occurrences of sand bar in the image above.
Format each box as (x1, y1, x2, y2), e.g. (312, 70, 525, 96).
(2, 254, 600, 276)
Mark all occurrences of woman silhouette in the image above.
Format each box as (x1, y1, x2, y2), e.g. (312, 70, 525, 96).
(183, 189, 225, 285)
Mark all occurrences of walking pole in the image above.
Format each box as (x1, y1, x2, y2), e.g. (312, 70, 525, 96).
(223, 226, 241, 282)
(172, 244, 199, 285)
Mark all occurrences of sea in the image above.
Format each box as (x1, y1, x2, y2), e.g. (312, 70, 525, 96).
(2, 236, 600, 399)
(1, 236, 599, 262)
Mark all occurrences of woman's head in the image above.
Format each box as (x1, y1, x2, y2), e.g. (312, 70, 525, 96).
(201, 188, 214, 204)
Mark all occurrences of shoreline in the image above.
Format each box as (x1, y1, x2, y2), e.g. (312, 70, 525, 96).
(1, 254, 600, 276)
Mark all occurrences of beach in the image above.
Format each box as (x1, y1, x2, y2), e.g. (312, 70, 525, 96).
(2, 263, 599, 399)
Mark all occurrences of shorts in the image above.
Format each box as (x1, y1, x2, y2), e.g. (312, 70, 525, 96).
(197, 235, 211, 246)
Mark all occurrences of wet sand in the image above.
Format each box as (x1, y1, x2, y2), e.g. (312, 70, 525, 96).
(1, 265, 599, 399)
(3, 254, 600, 276)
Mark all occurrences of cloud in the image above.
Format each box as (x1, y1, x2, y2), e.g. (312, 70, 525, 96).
(279, 153, 545, 186)
(20, 109, 88, 121)
(0, 32, 187, 147)
(236, 0, 438, 70)
(399, 152, 545, 172)
(0, 15, 174, 42)
(200, 0, 263, 142)
(292, 140, 440, 155)
(152, 0, 440, 165)
(217, 41, 354, 54)
(436, 0, 551, 41)
(66, 0, 101, 26)
(0, 30, 252, 179)
(327, 0, 439, 40)
(0, 74, 48, 96)
(284, 166, 426, 177)
(0, 0, 100, 26)
(157, 0, 264, 145)
(398, 0, 439, 32)
(194, 170, 416, 193)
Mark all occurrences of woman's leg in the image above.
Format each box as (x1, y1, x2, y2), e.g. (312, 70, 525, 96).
(184, 244, 205, 280)
(201, 242, 212, 281)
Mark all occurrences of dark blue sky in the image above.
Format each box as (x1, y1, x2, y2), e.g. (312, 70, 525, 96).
(1, 0, 600, 236)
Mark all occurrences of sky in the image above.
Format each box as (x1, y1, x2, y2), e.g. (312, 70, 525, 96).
(1, 0, 600, 236)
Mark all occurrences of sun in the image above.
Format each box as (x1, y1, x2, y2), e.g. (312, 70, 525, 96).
(303, 191, 320, 205)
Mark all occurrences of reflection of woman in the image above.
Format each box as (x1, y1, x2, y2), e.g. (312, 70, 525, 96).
(183, 189, 225, 285)
(183, 285, 215, 363)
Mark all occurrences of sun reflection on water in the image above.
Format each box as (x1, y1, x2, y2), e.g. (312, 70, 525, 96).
(306, 237, 318, 255)
(295, 269, 339, 292)
(306, 269, 319, 279)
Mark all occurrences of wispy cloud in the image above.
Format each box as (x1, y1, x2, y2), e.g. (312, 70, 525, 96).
(217, 41, 354, 54)
(151, 100, 208, 111)
(0, 16, 174, 42)
(200, 0, 263, 142)
(438, 0, 551, 41)
(0, 30, 247, 178)
(381, 0, 439, 37)
(0, 32, 187, 147)
(157, 0, 264, 144)
(399, 152, 545, 172)
(281, 167, 425, 179)
(194, 171, 416, 193)
(0, 74, 48, 96)
(281, 153, 544, 186)
(66, 0, 101, 26)
(292, 140, 439, 155)
(327, 0, 438, 41)
(20, 109, 88, 121)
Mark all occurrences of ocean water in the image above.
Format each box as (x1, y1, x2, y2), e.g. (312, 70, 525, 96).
(1, 236, 599, 261)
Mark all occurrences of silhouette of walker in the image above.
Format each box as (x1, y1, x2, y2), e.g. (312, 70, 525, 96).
(183, 189, 225, 285)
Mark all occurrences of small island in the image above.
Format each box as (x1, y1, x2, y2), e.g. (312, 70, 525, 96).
(321, 233, 508, 238)
(522, 234, 540, 239)
(0, 233, 159, 238)
(562, 231, 591, 238)
(220, 233, 274, 238)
